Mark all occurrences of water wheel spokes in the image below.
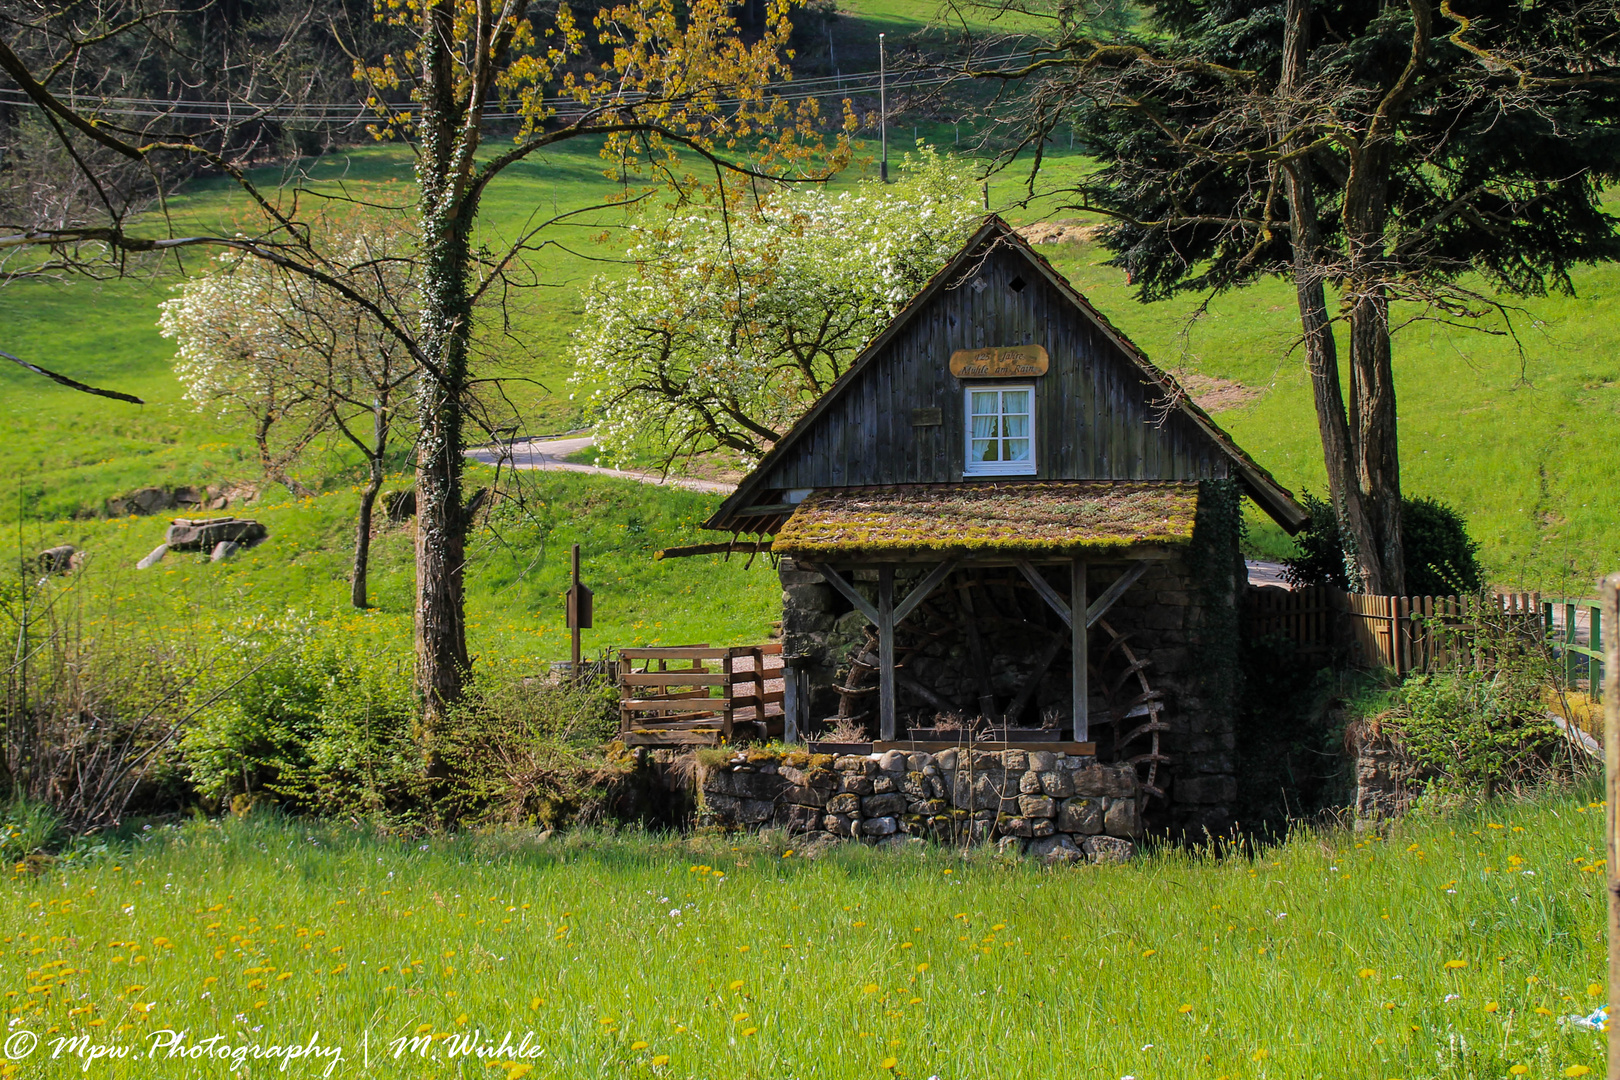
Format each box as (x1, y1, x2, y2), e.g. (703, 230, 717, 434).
(1090, 617, 1170, 801)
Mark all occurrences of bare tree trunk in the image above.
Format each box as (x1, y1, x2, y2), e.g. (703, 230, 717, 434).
(1279, 0, 1382, 591)
(351, 404, 387, 610)
(1347, 282, 1404, 594)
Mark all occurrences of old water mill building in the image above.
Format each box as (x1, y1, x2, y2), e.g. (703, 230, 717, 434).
(652, 217, 1308, 842)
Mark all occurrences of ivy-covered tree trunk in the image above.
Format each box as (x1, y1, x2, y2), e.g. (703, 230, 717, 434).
(1346, 282, 1405, 595)
(412, 0, 477, 753)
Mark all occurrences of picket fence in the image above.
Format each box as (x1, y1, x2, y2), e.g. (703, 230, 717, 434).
(1246, 588, 1544, 677)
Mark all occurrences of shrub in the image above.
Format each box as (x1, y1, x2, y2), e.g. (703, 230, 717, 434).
(1284, 493, 1484, 594)
(1401, 496, 1484, 595)
(1377, 603, 1566, 794)
(179, 617, 421, 816)
(438, 673, 625, 827)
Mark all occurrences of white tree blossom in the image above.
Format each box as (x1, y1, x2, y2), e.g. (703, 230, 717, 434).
(570, 149, 985, 466)
(159, 218, 419, 607)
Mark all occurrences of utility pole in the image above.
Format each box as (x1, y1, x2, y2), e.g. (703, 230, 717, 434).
(879, 33, 888, 182)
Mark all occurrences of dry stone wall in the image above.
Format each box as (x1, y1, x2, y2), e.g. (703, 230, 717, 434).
(702, 748, 1140, 863)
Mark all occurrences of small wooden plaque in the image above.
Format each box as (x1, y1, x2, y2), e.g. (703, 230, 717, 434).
(949, 344, 1049, 379)
(910, 407, 943, 427)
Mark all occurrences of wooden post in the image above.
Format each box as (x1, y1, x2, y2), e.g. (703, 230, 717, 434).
(570, 544, 582, 679)
(1072, 558, 1088, 743)
(1605, 573, 1619, 1080)
(782, 656, 801, 745)
(878, 565, 896, 742)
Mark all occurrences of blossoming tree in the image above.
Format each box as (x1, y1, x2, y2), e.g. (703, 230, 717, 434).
(572, 149, 983, 469)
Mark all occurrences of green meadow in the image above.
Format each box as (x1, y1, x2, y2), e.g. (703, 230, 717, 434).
(0, 783, 1608, 1079)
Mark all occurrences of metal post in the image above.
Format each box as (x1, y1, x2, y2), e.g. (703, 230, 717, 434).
(782, 656, 802, 745)
(571, 543, 582, 679)
(878, 565, 896, 741)
(878, 33, 888, 183)
(1604, 573, 1619, 1080)
(1072, 559, 1088, 743)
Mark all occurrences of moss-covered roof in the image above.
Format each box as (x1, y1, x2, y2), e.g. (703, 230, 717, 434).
(770, 481, 1199, 558)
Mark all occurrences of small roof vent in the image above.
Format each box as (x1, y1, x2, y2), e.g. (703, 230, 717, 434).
(1009, 275, 1027, 293)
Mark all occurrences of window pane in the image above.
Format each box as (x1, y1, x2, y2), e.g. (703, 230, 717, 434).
(971, 415, 998, 440)
(970, 391, 998, 416)
(971, 439, 998, 462)
(1003, 438, 1030, 462)
(1001, 412, 1028, 439)
(1001, 389, 1030, 415)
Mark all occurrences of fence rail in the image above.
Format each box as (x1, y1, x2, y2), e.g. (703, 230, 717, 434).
(617, 644, 784, 746)
(1246, 588, 1559, 679)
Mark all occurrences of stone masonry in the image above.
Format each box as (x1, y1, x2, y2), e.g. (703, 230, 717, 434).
(702, 747, 1140, 863)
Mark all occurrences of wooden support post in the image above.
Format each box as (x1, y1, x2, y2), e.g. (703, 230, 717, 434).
(1072, 558, 1088, 743)
(1605, 573, 1619, 1080)
(782, 656, 801, 745)
(878, 565, 896, 742)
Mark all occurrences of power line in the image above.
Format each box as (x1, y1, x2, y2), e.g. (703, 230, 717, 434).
(0, 50, 1035, 126)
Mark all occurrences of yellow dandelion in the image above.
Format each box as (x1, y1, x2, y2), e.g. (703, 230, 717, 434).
(652, 1056, 670, 1067)
(1141, 949, 1157, 958)
(1444, 960, 1468, 970)
(631, 1041, 649, 1050)
(1178, 1004, 1193, 1014)
(1357, 968, 1375, 979)
(729, 980, 744, 992)
(1588, 984, 1604, 997)
(916, 964, 928, 973)
(1251, 1048, 1268, 1062)
(880, 1057, 898, 1071)
(1510, 1068, 1529, 1076)
(1565, 1068, 1592, 1078)
(1485, 1002, 1499, 1012)
(742, 1027, 757, 1037)
(862, 984, 879, 994)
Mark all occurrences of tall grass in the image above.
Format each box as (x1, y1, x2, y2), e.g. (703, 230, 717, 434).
(1, 784, 1606, 1078)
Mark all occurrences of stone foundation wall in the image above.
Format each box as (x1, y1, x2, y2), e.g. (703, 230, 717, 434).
(703, 748, 1140, 863)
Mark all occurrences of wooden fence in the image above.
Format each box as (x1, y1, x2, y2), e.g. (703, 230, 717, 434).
(617, 644, 784, 747)
(1246, 588, 1543, 675)
(1542, 597, 1608, 702)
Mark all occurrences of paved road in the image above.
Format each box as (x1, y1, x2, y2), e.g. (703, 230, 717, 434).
(466, 434, 738, 495)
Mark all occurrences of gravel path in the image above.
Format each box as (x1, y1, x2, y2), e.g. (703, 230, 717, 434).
(465, 433, 738, 495)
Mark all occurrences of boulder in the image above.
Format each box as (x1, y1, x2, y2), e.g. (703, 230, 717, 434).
(165, 518, 268, 552)
(136, 544, 169, 570)
(861, 793, 907, 817)
(35, 545, 79, 575)
(1082, 835, 1137, 864)
(860, 816, 898, 837)
(1072, 763, 1137, 798)
(210, 541, 240, 562)
(1103, 797, 1141, 837)
(1030, 834, 1085, 865)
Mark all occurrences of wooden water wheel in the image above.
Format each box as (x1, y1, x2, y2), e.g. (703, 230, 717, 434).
(1090, 618, 1170, 801)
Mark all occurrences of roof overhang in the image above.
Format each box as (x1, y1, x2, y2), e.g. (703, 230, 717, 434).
(769, 481, 1199, 562)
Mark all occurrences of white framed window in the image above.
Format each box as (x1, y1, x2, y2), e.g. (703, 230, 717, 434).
(964, 384, 1036, 476)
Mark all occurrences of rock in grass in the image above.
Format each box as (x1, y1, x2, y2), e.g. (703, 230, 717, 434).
(210, 540, 240, 562)
(136, 544, 168, 569)
(1083, 835, 1136, 864)
(165, 517, 267, 551)
(1030, 834, 1085, 865)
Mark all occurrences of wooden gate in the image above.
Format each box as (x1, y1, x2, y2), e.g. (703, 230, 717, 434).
(618, 644, 784, 747)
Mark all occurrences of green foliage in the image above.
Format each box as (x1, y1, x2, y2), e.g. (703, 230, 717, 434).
(0, 797, 62, 858)
(1382, 609, 1566, 794)
(438, 673, 625, 827)
(1403, 496, 1485, 595)
(178, 616, 421, 815)
(1284, 492, 1484, 594)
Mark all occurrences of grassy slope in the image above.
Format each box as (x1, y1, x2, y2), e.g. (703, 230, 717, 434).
(1, 784, 1607, 1078)
(2, 0, 1619, 670)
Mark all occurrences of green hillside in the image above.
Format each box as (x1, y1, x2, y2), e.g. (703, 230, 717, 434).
(1, 2, 1618, 664)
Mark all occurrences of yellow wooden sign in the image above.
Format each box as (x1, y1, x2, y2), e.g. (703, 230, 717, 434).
(948, 344, 1049, 379)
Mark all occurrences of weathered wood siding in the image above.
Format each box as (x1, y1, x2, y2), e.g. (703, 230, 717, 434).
(759, 243, 1230, 490)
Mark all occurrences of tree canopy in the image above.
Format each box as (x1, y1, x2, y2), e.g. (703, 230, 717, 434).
(572, 148, 984, 468)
